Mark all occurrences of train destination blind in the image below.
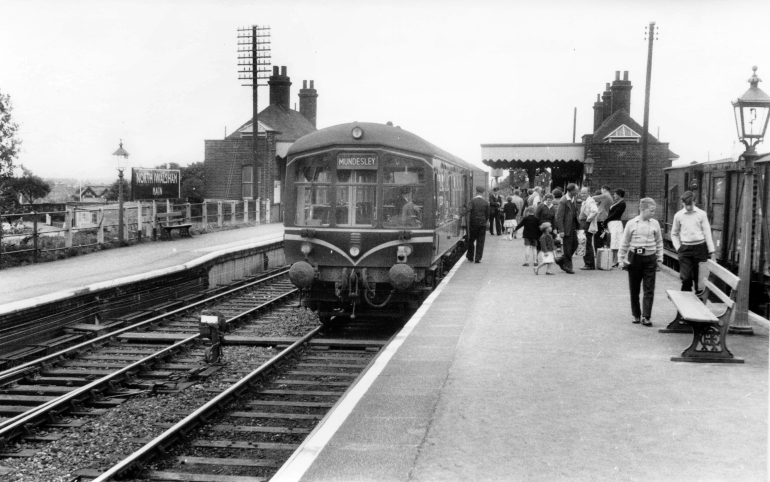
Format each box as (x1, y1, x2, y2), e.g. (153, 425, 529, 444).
(337, 153, 378, 170)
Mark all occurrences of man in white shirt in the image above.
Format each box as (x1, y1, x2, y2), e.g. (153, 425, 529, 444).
(578, 187, 599, 270)
(670, 191, 715, 293)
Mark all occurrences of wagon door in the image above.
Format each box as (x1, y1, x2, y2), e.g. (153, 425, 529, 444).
(709, 173, 727, 261)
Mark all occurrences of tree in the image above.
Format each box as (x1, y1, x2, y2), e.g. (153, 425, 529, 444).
(105, 178, 131, 202)
(12, 166, 51, 204)
(181, 162, 205, 203)
(0, 89, 22, 212)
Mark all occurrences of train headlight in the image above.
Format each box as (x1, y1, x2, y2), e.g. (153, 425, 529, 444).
(301, 242, 313, 256)
(350, 246, 361, 257)
(402, 244, 413, 256)
(397, 245, 411, 263)
(352, 126, 364, 139)
(289, 261, 315, 288)
(389, 264, 415, 290)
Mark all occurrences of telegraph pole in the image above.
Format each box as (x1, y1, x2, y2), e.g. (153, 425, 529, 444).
(237, 26, 271, 199)
(640, 21, 657, 198)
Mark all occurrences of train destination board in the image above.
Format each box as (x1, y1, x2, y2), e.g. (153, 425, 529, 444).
(337, 153, 378, 169)
(131, 168, 181, 200)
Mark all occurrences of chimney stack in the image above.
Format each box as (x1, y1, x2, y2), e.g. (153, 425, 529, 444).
(601, 82, 612, 122)
(269, 65, 292, 110)
(610, 70, 632, 115)
(299, 79, 319, 127)
(593, 93, 604, 132)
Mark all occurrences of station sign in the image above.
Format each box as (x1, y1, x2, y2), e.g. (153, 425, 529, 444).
(337, 153, 378, 170)
(131, 168, 181, 200)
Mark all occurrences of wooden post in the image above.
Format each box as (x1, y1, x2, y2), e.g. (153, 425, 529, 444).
(32, 212, 38, 264)
(64, 208, 73, 248)
(266, 198, 271, 223)
(137, 202, 143, 241)
(166, 199, 171, 214)
(201, 201, 208, 229)
(185, 203, 191, 223)
(231, 201, 237, 224)
(217, 201, 223, 228)
(244, 200, 249, 224)
(256, 198, 261, 225)
(97, 208, 104, 245)
(152, 200, 158, 240)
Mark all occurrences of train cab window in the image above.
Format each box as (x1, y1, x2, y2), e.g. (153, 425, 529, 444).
(295, 157, 331, 226)
(383, 157, 426, 228)
(335, 170, 377, 227)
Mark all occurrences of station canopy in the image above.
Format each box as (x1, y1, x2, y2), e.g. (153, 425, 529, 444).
(481, 143, 585, 169)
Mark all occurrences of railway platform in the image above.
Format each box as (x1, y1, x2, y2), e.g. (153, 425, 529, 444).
(275, 235, 769, 482)
(0, 223, 284, 313)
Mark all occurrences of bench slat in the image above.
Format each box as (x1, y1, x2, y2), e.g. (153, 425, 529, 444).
(703, 280, 735, 309)
(704, 260, 739, 290)
(666, 290, 719, 323)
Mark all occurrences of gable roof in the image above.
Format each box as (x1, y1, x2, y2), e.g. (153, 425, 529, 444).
(603, 124, 641, 142)
(592, 109, 679, 159)
(230, 104, 316, 144)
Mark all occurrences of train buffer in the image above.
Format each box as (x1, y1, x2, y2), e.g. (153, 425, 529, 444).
(667, 259, 744, 363)
(156, 211, 193, 239)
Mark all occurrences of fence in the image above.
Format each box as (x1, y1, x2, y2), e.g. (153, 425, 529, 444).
(0, 198, 273, 268)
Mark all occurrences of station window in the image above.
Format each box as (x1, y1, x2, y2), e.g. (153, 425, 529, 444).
(294, 156, 331, 226)
(242, 165, 253, 199)
(335, 170, 377, 227)
(383, 157, 427, 228)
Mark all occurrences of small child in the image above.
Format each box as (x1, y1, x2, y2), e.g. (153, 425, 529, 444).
(535, 222, 556, 275)
(512, 207, 540, 266)
(502, 196, 519, 240)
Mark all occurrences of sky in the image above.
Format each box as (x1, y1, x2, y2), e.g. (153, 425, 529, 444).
(1, 0, 770, 182)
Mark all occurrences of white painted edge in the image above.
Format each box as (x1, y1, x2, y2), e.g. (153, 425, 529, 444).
(270, 256, 467, 482)
(0, 235, 284, 317)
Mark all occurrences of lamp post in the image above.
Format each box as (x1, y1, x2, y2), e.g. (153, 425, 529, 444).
(583, 156, 595, 187)
(112, 140, 130, 245)
(729, 66, 770, 334)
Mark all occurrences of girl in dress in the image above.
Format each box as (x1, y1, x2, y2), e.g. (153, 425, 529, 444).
(502, 196, 519, 240)
(513, 207, 540, 266)
(535, 222, 556, 275)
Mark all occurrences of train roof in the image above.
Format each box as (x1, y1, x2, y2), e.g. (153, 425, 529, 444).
(288, 122, 480, 171)
(665, 152, 770, 172)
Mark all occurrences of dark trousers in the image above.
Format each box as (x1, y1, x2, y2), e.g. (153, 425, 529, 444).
(489, 212, 502, 235)
(627, 252, 657, 319)
(678, 242, 710, 292)
(560, 233, 578, 271)
(467, 225, 487, 262)
(583, 231, 595, 268)
(594, 221, 607, 250)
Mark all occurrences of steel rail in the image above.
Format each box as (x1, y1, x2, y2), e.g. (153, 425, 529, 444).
(92, 325, 323, 482)
(0, 267, 290, 382)
(0, 271, 296, 447)
(0, 335, 197, 436)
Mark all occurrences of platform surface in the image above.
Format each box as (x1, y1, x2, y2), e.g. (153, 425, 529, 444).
(0, 223, 284, 309)
(277, 234, 768, 482)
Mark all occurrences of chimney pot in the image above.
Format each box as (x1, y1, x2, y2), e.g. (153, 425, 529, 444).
(615, 71, 620, 80)
(281, 66, 287, 76)
(623, 71, 629, 80)
(273, 66, 278, 76)
(269, 65, 292, 109)
(310, 80, 314, 89)
(298, 78, 318, 127)
(303, 80, 307, 89)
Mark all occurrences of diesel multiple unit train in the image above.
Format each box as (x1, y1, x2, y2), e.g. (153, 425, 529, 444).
(662, 155, 770, 317)
(284, 122, 486, 324)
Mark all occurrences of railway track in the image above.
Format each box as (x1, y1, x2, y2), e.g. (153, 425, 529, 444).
(0, 269, 299, 457)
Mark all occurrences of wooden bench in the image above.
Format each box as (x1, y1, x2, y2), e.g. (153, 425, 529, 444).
(667, 259, 743, 363)
(156, 212, 192, 239)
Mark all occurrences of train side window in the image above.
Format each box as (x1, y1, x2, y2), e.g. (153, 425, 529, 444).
(294, 157, 331, 227)
(383, 185, 426, 228)
(335, 170, 377, 227)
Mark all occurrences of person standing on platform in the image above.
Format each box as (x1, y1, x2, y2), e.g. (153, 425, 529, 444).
(511, 189, 525, 238)
(578, 187, 599, 270)
(528, 186, 543, 210)
(488, 187, 503, 236)
(535, 193, 556, 227)
(502, 196, 519, 240)
(593, 185, 614, 250)
(618, 198, 664, 326)
(606, 188, 627, 267)
(554, 183, 579, 274)
(670, 191, 715, 293)
(465, 186, 489, 263)
(513, 207, 540, 267)
(534, 222, 556, 275)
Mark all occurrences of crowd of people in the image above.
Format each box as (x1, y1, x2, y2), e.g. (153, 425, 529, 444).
(464, 182, 712, 326)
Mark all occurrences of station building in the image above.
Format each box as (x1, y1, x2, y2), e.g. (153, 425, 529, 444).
(482, 71, 678, 217)
(204, 66, 318, 220)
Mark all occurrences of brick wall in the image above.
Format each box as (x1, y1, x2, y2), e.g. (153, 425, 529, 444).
(588, 142, 673, 218)
(204, 133, 278, 202)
